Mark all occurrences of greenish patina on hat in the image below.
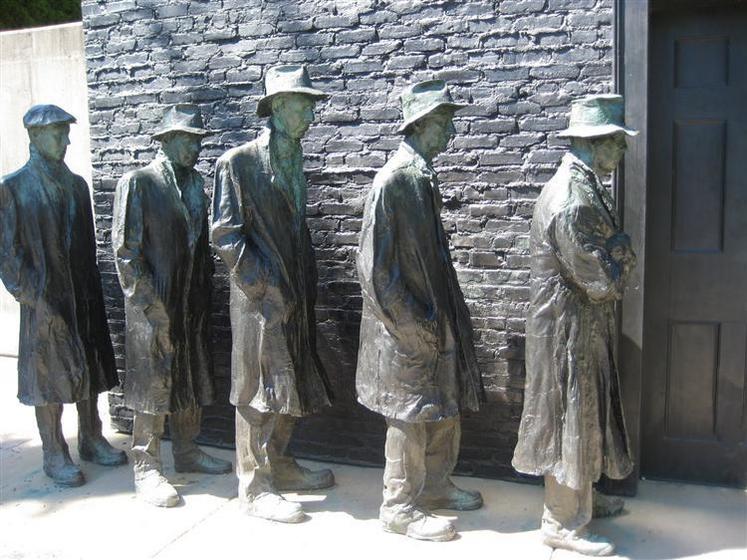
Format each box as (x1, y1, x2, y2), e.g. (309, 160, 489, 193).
(256, 65, 328, 118)
(152, 104, 208, 140)
(398, 80, 468, 134)
(558, 94, 639, 139)
(22, 104, 76, 129)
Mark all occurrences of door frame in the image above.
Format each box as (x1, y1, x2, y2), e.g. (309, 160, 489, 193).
(614, 0, 745, 493)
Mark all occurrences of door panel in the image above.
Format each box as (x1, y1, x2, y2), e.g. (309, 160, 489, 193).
(643, 8, 747, 486)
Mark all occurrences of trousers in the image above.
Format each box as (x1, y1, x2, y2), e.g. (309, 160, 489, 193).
(235, 406, 297, 501)
(131, 407, 201, 477)
(542, 474, 593, 533)
(381, 416, 459, 518)
(35, 398, 103, 461)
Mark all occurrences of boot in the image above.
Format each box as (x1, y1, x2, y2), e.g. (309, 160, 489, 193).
(135, 469, 180, 508)
(273, 458, 334, 491)
(240, 492, 305, 523)
(174, 448, 233, 475)
(171, 407, 233, 474)
(417, 481, 483, 511)
(36, 404, 85, 487)
(593, 489, 625, 518)
(542, 526, 615, 557)
(381, 508, 456, 542)
(76, 398, 127, 466)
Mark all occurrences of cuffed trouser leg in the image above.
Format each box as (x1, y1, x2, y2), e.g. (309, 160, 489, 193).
(543, 474, 593, 533)
(76, 397, 127, 466)
(36, 403, 85, 486)
(235, 406, 277, 502)
(132, 412, 165, 478)
(423, 417, 459, 492)
(132, 411, 179, 507)
(36, 404, 70, 463)
(76, 398, 103, 441)
(380, 418, 427, 522)
(170, 407, 201, 463)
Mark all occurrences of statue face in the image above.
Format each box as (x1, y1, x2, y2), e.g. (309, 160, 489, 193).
(272, 93, 316, 139)
(592, 132, 627, 175)
(160, 131, 202, 169)
(29, 123, 70, 162)
(414, 107, 457, 159)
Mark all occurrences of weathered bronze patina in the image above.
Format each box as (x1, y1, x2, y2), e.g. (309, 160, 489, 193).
(356, 80, 485, 542)
(211, 65, 334, 523)
(512, 94, 638, 557)
(0, 104, 127, 487)
(113, 104, 232, 508)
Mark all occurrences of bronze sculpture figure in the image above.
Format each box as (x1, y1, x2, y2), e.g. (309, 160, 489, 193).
(512, 94, 638, 556)
(211, 65, 334, 523)
(113, 104, 232, 508)
(0, 104, 127, 486)
(356, 80, 485, 541)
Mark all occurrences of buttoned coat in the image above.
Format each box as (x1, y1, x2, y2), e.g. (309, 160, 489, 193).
(0, 147, 117, 405)
(512, 153, 634, 491)
(112, 156, 215, 415)
(211, 129, 332, 416)
(356, 142, 484, 422)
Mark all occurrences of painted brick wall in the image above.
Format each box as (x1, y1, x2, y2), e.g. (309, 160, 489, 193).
(81, 0, 614, 480)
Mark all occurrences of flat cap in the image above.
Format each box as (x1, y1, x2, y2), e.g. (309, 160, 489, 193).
(23, 104, 77, 129)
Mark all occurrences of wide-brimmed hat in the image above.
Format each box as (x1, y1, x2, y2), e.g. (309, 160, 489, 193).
(152, 104, 208, 140)
(23, 104, 76, 129)
(398, 80, 468, 134)
(256, 65, 328, 117)
(557, 94, 638, 138)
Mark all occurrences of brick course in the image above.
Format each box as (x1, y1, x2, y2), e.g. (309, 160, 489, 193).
(81, 0, 614, 481)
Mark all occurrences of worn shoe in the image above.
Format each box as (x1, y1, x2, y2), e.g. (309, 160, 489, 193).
(79, 436, 128, 467)
(135, 470, 180, 508)
(274, 462, 335, 491)
(173, 449, 233, 475)
(593, 490, 625, 518)
(543, 527, 615, 557)
(417, 482, 483, 511)
(43, 460, 85, 487)
(381, 508, 456, 542)
(240, 492, 305, 523)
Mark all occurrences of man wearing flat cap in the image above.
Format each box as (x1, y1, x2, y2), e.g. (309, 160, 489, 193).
(512, 94, 638, 556)
(212, 65, 334, 523)
(113, 104, 232, 508)
(356, 80, 485, 542)
(0, 104, 127, 486)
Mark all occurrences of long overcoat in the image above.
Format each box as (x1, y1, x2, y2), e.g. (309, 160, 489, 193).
(112, 156, 214, 415)
(0, 147, 117, 406)
(356, 142, 484, 423)
(211, 129, 331, 416)
(512, 153, 634, 491)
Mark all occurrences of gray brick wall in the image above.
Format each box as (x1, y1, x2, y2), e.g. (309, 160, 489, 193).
(82, 0, 614, 480)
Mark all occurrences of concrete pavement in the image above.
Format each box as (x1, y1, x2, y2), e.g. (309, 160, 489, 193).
(0, 356, 745, 560)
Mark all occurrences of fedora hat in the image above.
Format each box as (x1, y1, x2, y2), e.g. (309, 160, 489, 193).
(256, 65, 328, 117)
(557, 94, 638, 138)
(152, 104, 208, 140)
(23, 104, 76, 129)
(398, 80, 467, 134)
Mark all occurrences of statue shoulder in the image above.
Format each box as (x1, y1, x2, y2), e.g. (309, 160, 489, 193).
(217, 140, 259, 170)
(116, 163, 158, 195)
(0, 164, 30, 192)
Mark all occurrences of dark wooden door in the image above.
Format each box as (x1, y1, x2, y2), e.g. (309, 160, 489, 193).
(642, 8, 747, 486)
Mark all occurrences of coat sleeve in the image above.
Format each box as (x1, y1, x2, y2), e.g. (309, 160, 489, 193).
(112, 173, 161, 309)
(210, 155, 268, 301)
(0, 180, 36, 305)
(552, 203, 628, 303)
(368, 177, 437, 342)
